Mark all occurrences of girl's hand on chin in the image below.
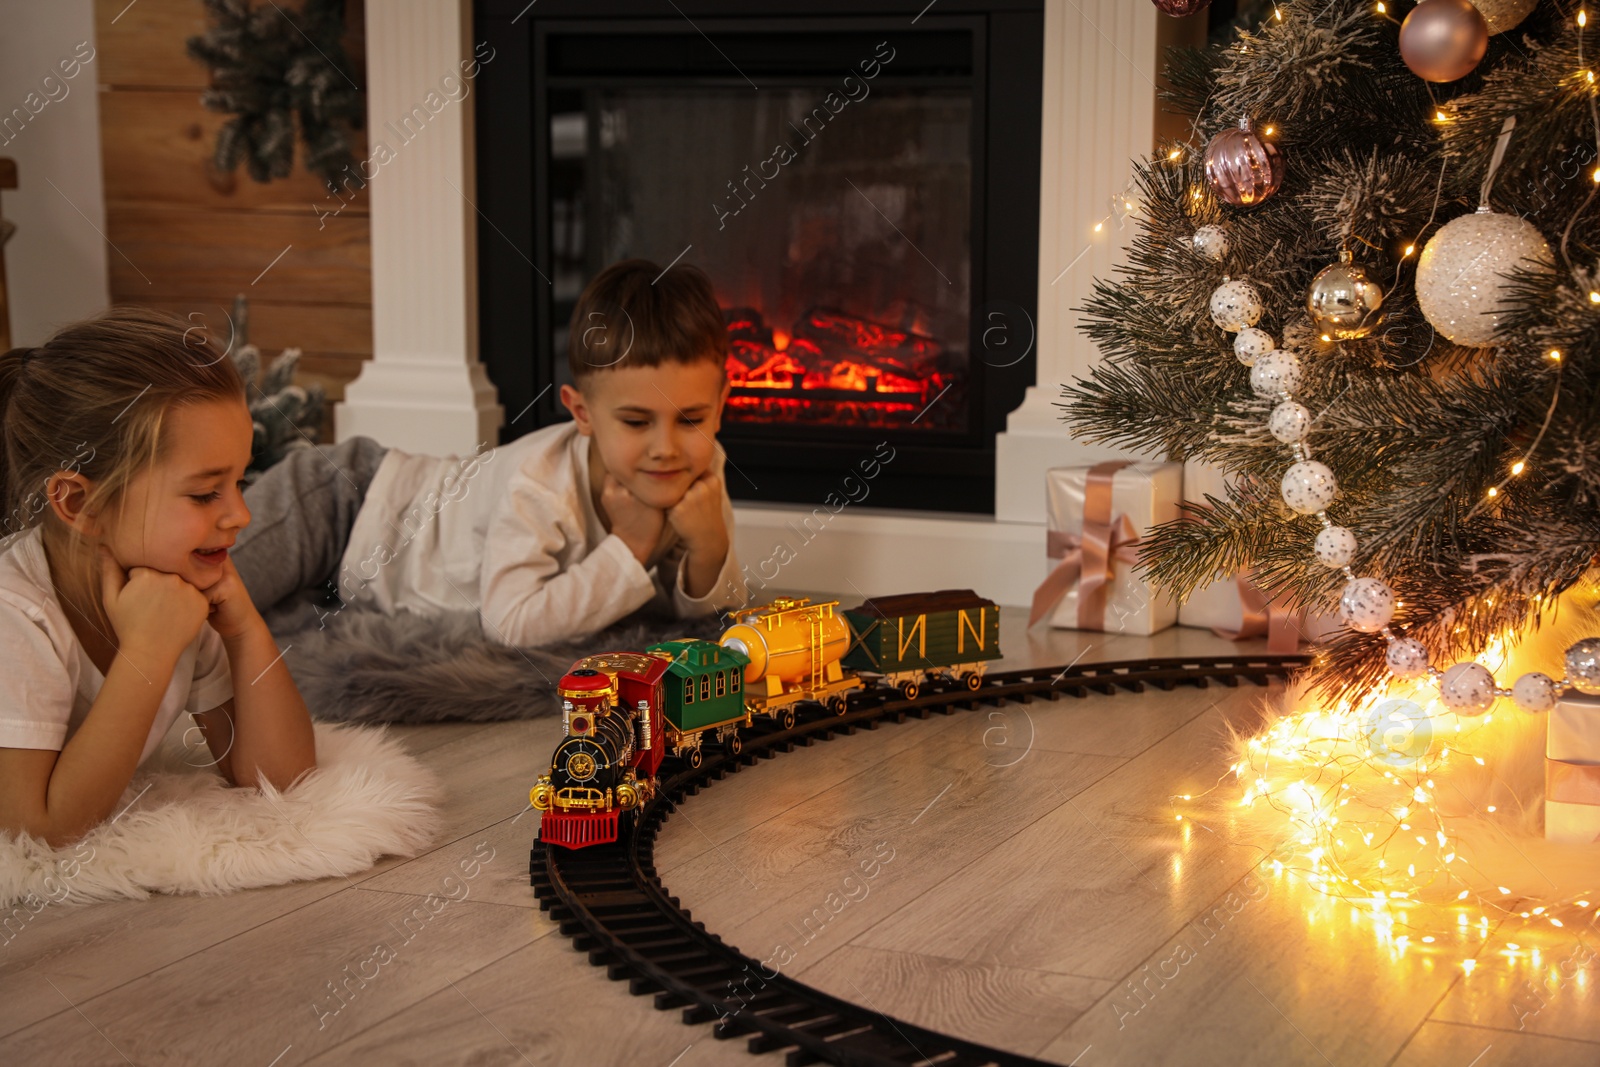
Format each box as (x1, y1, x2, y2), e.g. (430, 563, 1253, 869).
(197, 555, 260, 642)
(98, 547, 209, 661)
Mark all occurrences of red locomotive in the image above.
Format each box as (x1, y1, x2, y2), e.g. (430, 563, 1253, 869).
(531, 590, 1002, 849)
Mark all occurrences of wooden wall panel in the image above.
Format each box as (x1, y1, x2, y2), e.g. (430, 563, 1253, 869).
(100, 90, 369, 215)
(107, 207, 369, 305)
(144, 300, 372, 358)
(94, 0, 210, 89)
(95, 0, 373, 446)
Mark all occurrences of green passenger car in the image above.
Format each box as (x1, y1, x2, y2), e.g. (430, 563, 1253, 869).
(840, 590, 1002, 676)
(648, 639, 752, 734)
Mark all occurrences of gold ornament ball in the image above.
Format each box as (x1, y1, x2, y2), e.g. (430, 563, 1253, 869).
(1400, 0, 1489, 83)
(1415, 209, 1553, 347)
(1306, 256, 1386, 340)
(1470, 0, 1537, 35)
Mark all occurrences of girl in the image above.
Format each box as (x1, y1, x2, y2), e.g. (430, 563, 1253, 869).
(0, 307, 317, 847)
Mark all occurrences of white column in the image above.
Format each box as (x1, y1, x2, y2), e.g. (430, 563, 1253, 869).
(994, 0, 1174, 523)
(336, 0, 504, 455)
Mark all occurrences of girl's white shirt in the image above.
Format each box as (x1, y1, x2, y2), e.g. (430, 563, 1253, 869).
(0, 526, 233, 765)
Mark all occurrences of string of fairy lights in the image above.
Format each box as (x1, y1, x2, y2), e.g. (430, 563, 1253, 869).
(1087, 0, 1600, 962)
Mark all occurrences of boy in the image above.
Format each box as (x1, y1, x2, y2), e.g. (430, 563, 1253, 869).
(231, 259, 746, 647)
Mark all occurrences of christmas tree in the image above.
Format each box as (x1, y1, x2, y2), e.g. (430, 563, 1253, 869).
(1067, 0, 1600, 703)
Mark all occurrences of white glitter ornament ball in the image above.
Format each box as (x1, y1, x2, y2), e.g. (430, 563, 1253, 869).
(1471, 0, 1537, 35)
(1209, 278, 1264, 332)
(1313, 525, 1357, 567)
(1234, 327, 1274, 366)
(1386, 637, 1430, 678)
(1339, 576, 1395, 633)
(1281, 460, 1338, 514)
(1511, 671, 1558, 713)
(1440, 662, 1496, 715)
(1269, 400, 1311, 443)
(1565, 637, 1600, 694)
(1249, 349, 1302, 397)
(1415, 209, 1553, 346)
(1193, 224, 1229, 261)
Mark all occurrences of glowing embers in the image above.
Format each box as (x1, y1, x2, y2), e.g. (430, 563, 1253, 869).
(723, 306, 961, 430)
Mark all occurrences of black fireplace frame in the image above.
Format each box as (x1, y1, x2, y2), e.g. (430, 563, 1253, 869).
(473, 0, 1043, 514)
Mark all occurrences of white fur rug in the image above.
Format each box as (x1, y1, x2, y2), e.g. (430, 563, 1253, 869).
(0, 721, 443, 907)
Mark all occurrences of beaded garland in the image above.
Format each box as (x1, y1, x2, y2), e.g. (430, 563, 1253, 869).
(1207, 279, 1600, 713)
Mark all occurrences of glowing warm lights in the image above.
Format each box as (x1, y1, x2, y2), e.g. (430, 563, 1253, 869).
(1548, 349, 1563, 361)
(1589, 291, 1600, 303)
(1404, 244, 1416, 256)
(1581, 10, 1589, 28)
(1487, 486, 1499, 498)
(1511, 460, 1526, 475)
(1169, 148, 1183, 160)
(1222, 629, 1598, 964)
(1377, 1, 1386, 12)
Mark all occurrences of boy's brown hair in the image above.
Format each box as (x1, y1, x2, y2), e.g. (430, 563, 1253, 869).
(567, 259, 728, 385)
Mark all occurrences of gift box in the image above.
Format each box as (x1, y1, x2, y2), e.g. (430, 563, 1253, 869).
(1030, 460, 1181, 635)
(1545, 689, 1600, 844)
(1175, 461, 1338, 651)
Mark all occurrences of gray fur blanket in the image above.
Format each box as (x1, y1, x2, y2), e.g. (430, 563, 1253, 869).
(264, 594, 722, 724)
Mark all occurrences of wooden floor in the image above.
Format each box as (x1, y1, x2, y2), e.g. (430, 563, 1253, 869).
(4, 601, 1599, 1066)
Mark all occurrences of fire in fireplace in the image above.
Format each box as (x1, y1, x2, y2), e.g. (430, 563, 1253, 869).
(724, 306, 960, 432)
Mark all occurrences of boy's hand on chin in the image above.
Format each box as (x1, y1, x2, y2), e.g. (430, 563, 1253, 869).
(667, 472, 729, 560)
(602, 473, 666, 565)
(198, 555, 262, 642)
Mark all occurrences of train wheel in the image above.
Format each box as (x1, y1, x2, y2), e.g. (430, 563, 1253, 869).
(899, 680, 920, 701)
(827, 695, 847, 715)
(779, 707, 797, 730)
(726, 732, 742, 755)
(686, 747, 703, 770)
(965, 672, 983, 691)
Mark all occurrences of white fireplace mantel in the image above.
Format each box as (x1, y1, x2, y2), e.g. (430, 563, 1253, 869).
(346, 0, 1184, 607)
(335, 0, 504, 454)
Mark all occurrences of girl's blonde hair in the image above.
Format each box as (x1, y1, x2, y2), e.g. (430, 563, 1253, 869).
(0, 306, 247, 629)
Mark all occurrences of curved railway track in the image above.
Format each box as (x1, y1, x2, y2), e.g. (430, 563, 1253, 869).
(530, 653, 1307, 1067)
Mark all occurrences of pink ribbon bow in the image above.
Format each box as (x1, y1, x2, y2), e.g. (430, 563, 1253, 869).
(1548, 760, 1600, 807)
(1210, 572, 1307, 655)
(1030, 461, 1143, 629)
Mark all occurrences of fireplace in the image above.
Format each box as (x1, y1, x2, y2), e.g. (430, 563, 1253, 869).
(474, 0, 1042, 513)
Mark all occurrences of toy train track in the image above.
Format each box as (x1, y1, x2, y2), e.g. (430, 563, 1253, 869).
(531, 652, 1307, 1067)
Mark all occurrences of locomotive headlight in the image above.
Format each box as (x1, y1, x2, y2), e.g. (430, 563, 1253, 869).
(570, 715, 591, 735)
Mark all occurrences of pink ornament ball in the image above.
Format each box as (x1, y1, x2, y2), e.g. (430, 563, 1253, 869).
(1399, 0, 1489, 83)
(1204, 119, 1285, 208)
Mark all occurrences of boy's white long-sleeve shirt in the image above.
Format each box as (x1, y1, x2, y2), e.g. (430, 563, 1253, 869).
(334, 421, 745, 647)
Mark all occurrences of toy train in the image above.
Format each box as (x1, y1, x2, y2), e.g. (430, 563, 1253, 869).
(531, 590, 1001, 849)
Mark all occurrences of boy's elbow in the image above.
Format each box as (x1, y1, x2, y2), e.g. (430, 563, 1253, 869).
(479, 604, 524, 647)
